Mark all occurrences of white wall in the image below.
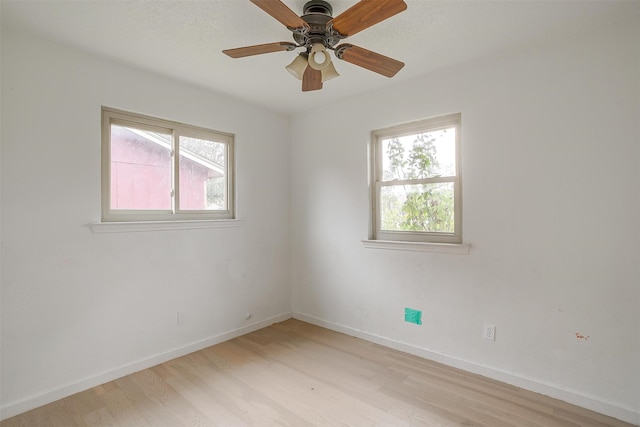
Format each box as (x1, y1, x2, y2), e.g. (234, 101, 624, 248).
(0, 28, 292, 417)
(291, 16, 640, 424)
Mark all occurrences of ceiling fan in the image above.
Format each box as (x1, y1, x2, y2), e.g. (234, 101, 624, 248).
(222, 0, 407, 92)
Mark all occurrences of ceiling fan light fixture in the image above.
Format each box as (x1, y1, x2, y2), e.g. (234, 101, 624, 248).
(286, 53, 308, 80)
(308, 43, 331, 71)
(321, 61, 340, 82)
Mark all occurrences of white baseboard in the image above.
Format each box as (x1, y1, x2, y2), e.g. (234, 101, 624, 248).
(0, 312, 292, 421)
(292, 312, 640, 426)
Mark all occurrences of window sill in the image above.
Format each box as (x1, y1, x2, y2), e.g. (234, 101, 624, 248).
(362, 240, 470, 254)
(90, 219, 243, 234)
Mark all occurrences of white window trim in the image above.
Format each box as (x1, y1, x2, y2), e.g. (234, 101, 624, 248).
(362, 239, 470, 254)
(101, 107, 235, 222)
(370, 113, 462, 244)
(90, 218, 243, 234)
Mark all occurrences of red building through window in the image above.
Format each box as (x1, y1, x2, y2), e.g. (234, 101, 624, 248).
(110, 126, 224, 210)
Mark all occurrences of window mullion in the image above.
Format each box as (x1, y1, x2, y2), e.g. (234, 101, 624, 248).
(379, 176, 456, 186)
(172, 130, 179, 214)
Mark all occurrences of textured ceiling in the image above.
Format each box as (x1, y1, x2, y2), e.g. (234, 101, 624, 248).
(2, 0, 639, 115)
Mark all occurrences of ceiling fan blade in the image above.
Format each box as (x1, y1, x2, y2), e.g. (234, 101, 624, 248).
(223, 42, 297, 58)
(329, 0, 407, 37)
(335, 44, 404, 77)
(250, 0, 310, 30)
(302, 66, 323, 92)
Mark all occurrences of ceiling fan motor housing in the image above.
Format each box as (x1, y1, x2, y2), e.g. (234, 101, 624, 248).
(303, 0, 332, 15)
(294, 0, 342, 50)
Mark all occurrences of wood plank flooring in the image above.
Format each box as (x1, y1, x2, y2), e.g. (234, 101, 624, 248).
(1, 319, 635, 426)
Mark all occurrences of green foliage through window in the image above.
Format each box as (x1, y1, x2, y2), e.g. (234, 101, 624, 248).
(380, 131, 455, 233)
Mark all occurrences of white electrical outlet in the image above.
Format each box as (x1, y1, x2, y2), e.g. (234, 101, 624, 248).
(177, 311, 185, 325)
(483, 323, 496, 341)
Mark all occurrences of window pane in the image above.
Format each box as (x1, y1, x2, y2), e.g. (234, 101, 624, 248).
(110, 124, 171, 210)
(380, 182, 455, 232)
(179, 136, 226, 210)
(381, 127, 456, 181)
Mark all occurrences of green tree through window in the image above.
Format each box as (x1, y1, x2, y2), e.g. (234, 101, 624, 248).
(382, 133, 454, 232)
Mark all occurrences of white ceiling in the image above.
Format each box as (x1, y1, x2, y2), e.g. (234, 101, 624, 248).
(2, 0, 638, 115)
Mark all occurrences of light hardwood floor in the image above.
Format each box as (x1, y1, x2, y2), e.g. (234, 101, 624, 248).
(1, 319, 635, 426)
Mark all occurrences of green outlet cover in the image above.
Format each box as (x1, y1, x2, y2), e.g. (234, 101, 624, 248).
(404, 308, 422, 325)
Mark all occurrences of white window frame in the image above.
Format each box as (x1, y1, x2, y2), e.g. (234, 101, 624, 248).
(101, 107, 235, 222)
(370, 113, 462, 244)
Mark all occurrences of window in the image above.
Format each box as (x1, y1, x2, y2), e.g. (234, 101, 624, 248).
(101, 107, 234, 222)
(370, 113, 461, 244)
